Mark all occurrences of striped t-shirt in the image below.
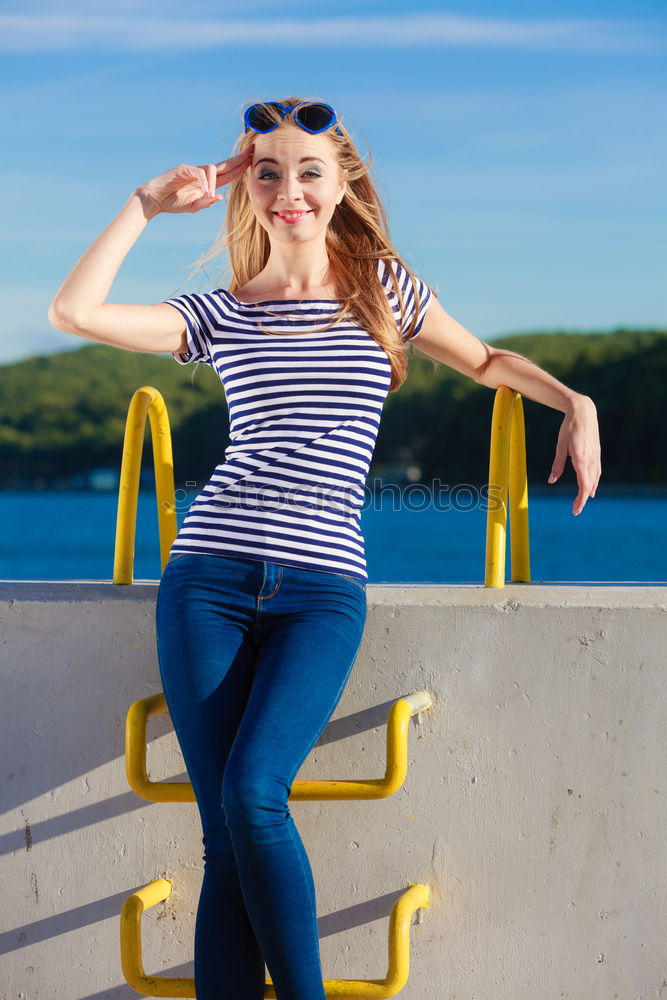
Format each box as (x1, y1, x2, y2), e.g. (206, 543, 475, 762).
(162, 258, 433, 584)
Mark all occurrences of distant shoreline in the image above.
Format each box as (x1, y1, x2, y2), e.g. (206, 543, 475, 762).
(1, 482, 666, 497)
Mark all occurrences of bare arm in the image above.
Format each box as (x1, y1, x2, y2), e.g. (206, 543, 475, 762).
(48, 191, 189, 354)
(414, 295, 602, 515)
(47, 149, 254, 355)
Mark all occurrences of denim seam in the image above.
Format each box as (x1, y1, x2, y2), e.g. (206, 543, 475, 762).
(258, 564, 283, 601)
(334, 573, 366, 591)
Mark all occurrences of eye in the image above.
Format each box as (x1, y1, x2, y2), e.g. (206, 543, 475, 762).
(258, 169, 322, 181)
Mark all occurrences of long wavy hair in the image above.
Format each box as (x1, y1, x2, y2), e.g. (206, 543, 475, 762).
(183, 96, 436, 393)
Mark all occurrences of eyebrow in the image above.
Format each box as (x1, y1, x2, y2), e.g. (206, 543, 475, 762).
(255, 157, 326, 166)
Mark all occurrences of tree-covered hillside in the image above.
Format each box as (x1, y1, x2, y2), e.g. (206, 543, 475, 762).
(0, 328, 665, 488)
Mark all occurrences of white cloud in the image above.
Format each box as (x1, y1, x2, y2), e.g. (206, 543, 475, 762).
(0, 12, 664, 53)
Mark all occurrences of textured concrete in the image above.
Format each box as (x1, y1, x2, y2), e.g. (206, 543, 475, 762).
(2, 581, 666, 998)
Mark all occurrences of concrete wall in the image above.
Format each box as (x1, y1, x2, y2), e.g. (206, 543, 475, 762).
(2, 580, 666, 999)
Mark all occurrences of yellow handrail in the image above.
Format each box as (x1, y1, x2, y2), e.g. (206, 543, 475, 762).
(126, 690, 432, 802)
(484, 385, 531, 588)
(121, 877, 430, 999)
(114, 386, 178, 584)
(113, 382, 530, 589)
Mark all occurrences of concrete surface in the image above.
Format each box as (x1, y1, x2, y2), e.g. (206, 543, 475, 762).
(2, 580, 666, 999)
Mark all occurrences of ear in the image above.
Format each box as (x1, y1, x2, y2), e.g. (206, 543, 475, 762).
(336, 168, 348, 205)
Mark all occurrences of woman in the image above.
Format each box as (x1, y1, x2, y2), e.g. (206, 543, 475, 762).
(48, 96, 601, 999)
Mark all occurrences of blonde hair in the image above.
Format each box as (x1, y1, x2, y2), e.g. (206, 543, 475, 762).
(185, 96, 435, 393)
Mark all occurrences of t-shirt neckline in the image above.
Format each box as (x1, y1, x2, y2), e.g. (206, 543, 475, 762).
(220, 289, 343, 307)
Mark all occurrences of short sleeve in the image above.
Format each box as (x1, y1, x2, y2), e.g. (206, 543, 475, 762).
(377, 258, 433, 341)
(162, 292, 216, 366)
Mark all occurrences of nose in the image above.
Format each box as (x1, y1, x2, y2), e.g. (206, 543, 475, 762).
(277, 173, 304, 204)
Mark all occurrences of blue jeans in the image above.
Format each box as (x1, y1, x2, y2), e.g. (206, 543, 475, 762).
(155, 552, 367, 1000)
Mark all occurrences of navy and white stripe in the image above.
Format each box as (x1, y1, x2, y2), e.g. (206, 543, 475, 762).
(162, 258, 433, 583)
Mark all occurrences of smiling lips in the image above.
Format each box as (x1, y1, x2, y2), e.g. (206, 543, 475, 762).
(274, 210, 312, 224)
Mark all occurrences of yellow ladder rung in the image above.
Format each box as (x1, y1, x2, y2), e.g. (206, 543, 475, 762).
(121, 878, 430, 999)
(126, 690, 433, 802)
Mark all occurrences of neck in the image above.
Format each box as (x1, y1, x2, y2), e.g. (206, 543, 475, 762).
(261, 239, 333, 294)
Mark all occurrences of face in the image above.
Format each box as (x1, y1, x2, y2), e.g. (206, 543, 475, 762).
(244, 127, 347, 243)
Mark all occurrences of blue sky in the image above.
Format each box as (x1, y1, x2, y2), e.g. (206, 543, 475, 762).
(1, 0, 665, 364)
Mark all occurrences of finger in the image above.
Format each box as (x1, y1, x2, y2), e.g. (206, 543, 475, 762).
(177, 164, 210, 196)
(573, 492, 586, 515)
(548, 456, 565, 483)
(573, 472, 597, 513)
(191, 163, 220, 202)
(571, 467, 587, 513)
(206, 163, 224, 199)
(197, 166, 210, 199)
(216, 157, 254, 188)
(220, 150, 254, 175)
(585, 459, 599, 496)
(215, 146, 254, 172)
(206, 163, 216, 198)
(192, 191, 211, 210)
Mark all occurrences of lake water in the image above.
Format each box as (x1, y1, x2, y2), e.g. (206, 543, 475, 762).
(2, 488, 666, 584)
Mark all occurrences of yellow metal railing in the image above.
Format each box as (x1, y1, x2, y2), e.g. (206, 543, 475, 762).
(126, 690, 432, 801)
(114, 386, 178, 584)
(121, 877, 430, 999)
(114, 382, 530, 589)
(484, 385, 531, 588)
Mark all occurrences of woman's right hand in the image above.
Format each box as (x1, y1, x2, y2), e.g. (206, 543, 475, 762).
(134, 146, 254, 218)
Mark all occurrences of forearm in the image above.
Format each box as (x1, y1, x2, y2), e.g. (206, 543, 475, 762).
(48, 190, 159, 328)
(477, 349, 590, 415)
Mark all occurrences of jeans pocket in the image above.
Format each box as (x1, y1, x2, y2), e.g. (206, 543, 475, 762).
(334, 572, 367, 592)
(167, 552, 190, 563)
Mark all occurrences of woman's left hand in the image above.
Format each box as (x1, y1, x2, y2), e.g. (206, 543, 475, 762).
(548, 395, 602, 516)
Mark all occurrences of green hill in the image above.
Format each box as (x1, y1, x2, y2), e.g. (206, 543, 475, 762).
(1, 328, 665, 488)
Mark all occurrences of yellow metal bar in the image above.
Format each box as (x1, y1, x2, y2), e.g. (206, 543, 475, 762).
(508, 394, 531, 583)
(484, 385, 531, 588)
(120, 878, 430, 998)
(120, 878, 193, 998)
(114, 386, 178, 585)
(126, 690, 433, 802)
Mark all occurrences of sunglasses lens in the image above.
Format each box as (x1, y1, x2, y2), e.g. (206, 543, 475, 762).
(294, 103, 335, 133)
(245, 103, 283, 132)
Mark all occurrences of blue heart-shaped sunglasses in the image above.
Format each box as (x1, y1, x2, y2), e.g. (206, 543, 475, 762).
(243, 101, 343, 138)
